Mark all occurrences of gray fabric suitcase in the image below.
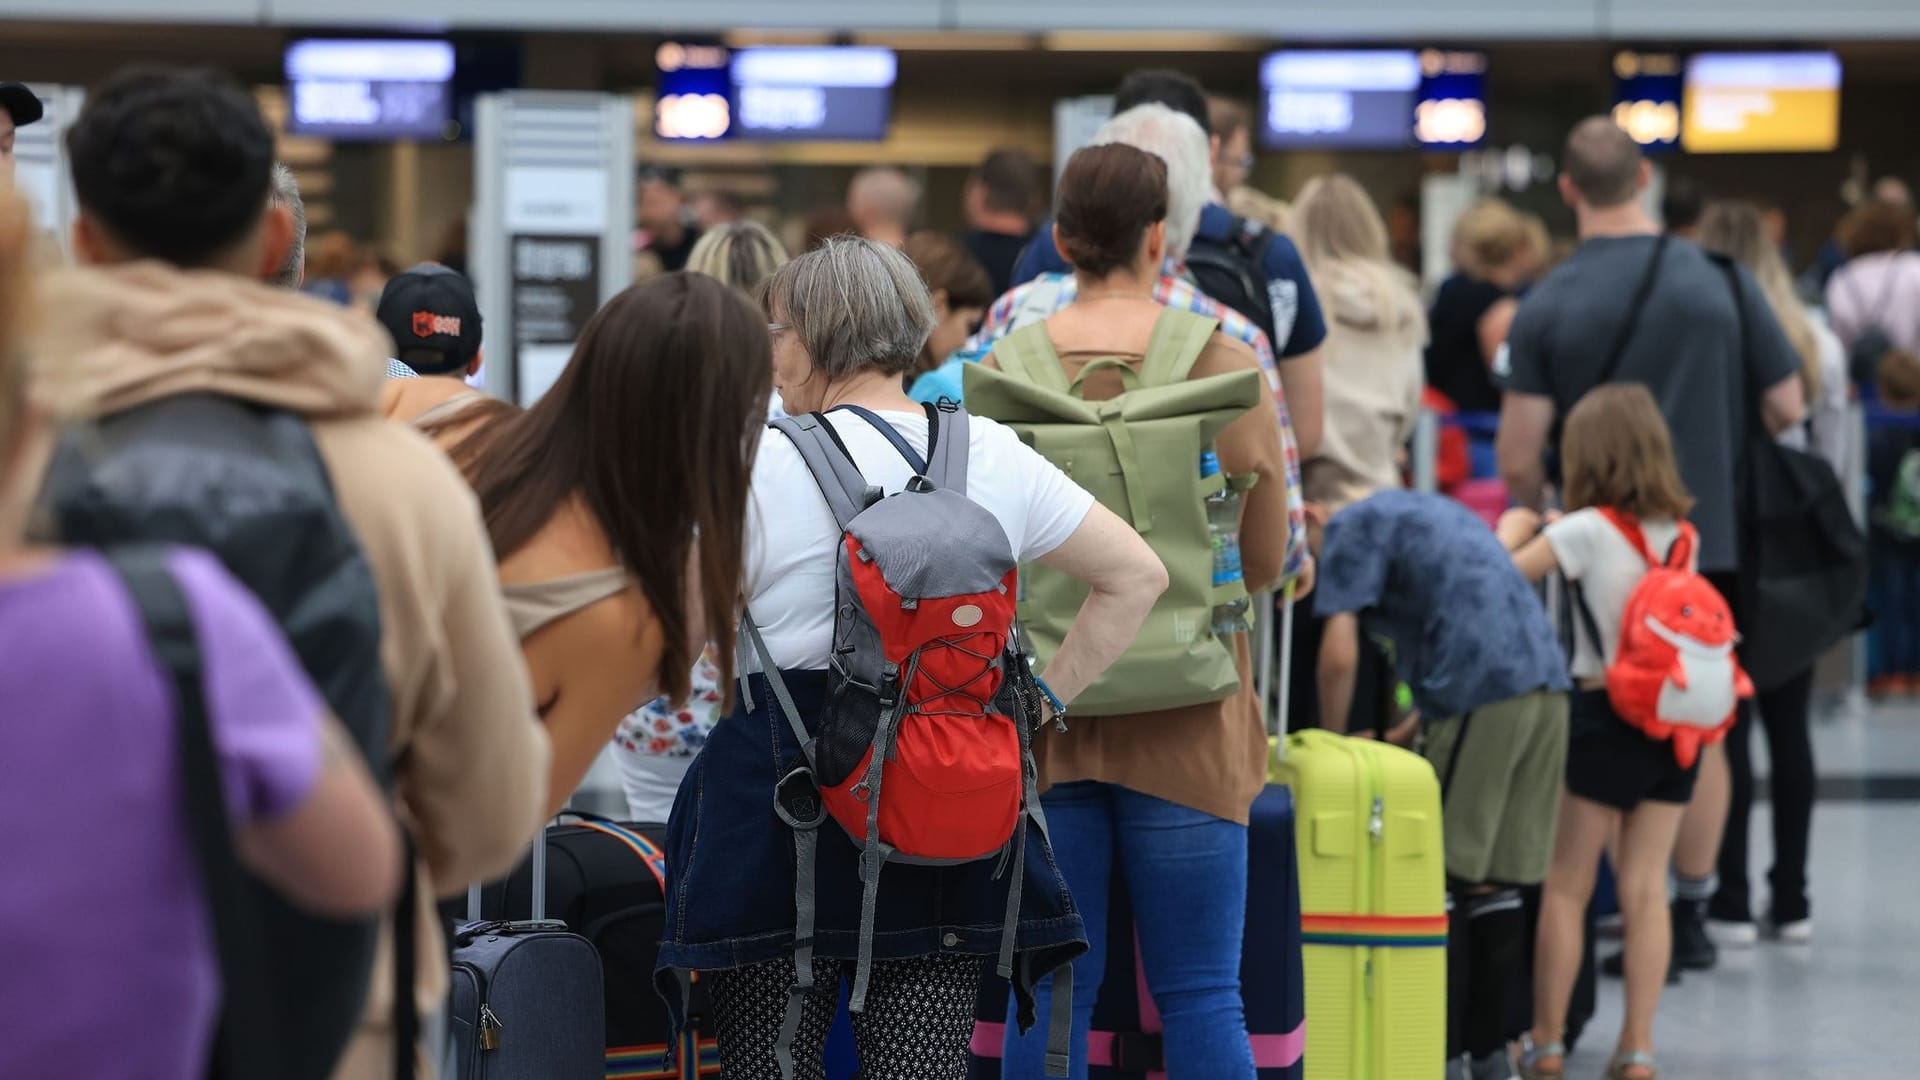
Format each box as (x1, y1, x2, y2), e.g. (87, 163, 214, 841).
(450, 832, 606, 1079)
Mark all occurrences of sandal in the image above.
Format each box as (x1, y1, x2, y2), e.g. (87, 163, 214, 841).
(1517, 1037, 1565, 1080)
(1609, 1050, 1657, 1080)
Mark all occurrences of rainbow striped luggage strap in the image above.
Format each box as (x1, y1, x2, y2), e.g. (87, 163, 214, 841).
(1300, 913, 1448, 949)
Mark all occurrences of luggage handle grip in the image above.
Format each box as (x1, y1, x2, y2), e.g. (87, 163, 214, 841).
(466, 816, 556, 925)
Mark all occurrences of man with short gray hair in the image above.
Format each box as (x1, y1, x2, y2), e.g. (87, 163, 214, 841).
(267, 163, 306, 290)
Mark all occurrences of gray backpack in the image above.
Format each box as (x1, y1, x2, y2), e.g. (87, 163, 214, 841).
(740, 404, 1069, 1078)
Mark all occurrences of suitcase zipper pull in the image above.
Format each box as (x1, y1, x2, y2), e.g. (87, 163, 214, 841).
(1368, 796, 1384, 844)
(479, 1003, 503, 1051)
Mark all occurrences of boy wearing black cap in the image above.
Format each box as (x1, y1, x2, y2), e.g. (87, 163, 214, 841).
(0, 82, 44, 182)
(376, 262, 483, 379)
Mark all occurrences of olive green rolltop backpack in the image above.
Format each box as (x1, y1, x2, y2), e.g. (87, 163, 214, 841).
(964, 308, 1266, 716)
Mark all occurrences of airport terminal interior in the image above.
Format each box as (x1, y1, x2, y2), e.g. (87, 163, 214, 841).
(3, 1, 1918, 1077)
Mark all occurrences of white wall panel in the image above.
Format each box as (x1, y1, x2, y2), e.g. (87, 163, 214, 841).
(0, 0, 261, 19)
(263, 0, 944, 30)
(951, 0, 1600, 38)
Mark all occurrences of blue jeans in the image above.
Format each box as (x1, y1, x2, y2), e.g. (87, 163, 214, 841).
(1002, 782, 1255, 1080)
(1871, 541, 1920, 678)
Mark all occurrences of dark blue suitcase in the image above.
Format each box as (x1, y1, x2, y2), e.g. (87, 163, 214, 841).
(968, 784, 1306, 1078)
(450, 831, 606, 1079)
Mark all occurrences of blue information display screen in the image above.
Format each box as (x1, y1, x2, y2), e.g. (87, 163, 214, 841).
(1413, 50, 1488, 149)
(1260, 50, 1422, 150)
(1612, 51, 1684, 153)
(286, 39, 454, 140)
(654, 44, 897, 143)
(731, 47, 896, 142)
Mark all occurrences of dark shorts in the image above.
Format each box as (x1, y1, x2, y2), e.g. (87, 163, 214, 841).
(1564, 689, 1699, 811)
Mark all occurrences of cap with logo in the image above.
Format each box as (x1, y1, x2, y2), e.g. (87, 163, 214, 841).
(376, 263, 482, 376)
(0, 83, 44, 128)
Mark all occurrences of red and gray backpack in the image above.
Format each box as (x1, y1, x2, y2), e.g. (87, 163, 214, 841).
(740, 404, 1069, 1079)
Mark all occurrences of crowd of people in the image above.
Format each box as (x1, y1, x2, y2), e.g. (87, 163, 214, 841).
(0, 58, 1911, 1080)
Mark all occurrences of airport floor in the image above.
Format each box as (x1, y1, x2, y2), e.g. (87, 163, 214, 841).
(1575, 696, 1920, 1080)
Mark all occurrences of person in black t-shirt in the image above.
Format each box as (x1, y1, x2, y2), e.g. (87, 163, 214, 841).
(1425, 198, 1546, 416)
(637, 166, 702, 273)
(1496, 117, 1805, 996)
(958, 148, 1037, 298)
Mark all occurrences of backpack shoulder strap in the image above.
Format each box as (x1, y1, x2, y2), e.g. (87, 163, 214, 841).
(771, 415, 872, 530)
(992, 322, 1072, 394)
(1596, 506, 1662, 567)
(924, 405, 971, 496)
(102, 545, 278, 1080)
(1141, 308, 1222, 387)
(830, 405, 928, 474)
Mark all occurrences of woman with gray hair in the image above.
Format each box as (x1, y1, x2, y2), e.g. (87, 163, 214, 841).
(657, 236, 1166, 1080)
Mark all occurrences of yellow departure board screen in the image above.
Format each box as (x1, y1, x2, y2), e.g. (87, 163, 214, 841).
(1682, 52, 1840, 153)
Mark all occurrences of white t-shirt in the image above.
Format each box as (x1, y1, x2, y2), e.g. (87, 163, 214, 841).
(744, 408, 1096, 671)
(1544, 509, 1688, 680)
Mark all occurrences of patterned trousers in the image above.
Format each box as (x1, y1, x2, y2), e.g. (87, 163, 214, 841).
(709, 952, 985, 1080)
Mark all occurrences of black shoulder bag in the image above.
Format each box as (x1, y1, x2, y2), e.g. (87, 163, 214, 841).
(1714, 255, 1870, 687)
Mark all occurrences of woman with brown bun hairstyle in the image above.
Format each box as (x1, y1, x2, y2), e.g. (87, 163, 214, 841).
(393, 272, 773, 816)
(989, 140, 1293, 1080)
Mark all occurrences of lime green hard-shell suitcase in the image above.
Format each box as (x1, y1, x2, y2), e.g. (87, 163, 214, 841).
(1270, 729, 1448, 1080)
(965, 309, 1264, 716)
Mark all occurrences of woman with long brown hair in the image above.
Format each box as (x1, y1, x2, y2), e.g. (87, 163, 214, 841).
(395, 272, 772, 815)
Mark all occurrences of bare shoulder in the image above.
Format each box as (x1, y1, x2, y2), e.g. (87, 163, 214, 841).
(521, 580, 665, 702)
(1197, 331, 1262, 375)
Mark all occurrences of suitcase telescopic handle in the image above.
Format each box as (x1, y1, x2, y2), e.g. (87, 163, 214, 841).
(466, 817, 554, 924)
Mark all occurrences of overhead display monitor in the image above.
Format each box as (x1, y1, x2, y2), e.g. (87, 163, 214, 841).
(1682, 52, 1841, 154)
(1413, 49, 1488, 150)
(1259, 50, 1422, 150)
(286, 39, 455, 140)
(1612, 50, 1683, 152)
(729, 46, 897, 142)
(653, 41, 734, 141)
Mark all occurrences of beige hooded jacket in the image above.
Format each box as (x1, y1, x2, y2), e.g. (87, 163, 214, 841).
(34, 262, 551, 1079)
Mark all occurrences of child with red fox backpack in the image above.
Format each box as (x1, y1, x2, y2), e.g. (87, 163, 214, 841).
(1499, 384, 1754, 1080)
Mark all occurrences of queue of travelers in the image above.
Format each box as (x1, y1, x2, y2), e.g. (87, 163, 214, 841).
(0, 61, 1897, 1080)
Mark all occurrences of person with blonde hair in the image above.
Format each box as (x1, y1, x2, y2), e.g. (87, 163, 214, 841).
(686, 219, 790, 298)
(1291, 173, 1427, 507)
(1426, 198, 1546, 415)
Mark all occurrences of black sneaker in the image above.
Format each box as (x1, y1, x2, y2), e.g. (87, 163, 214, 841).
(1672, 899, 1718, 970)
(1600, 949, 1681, 984)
